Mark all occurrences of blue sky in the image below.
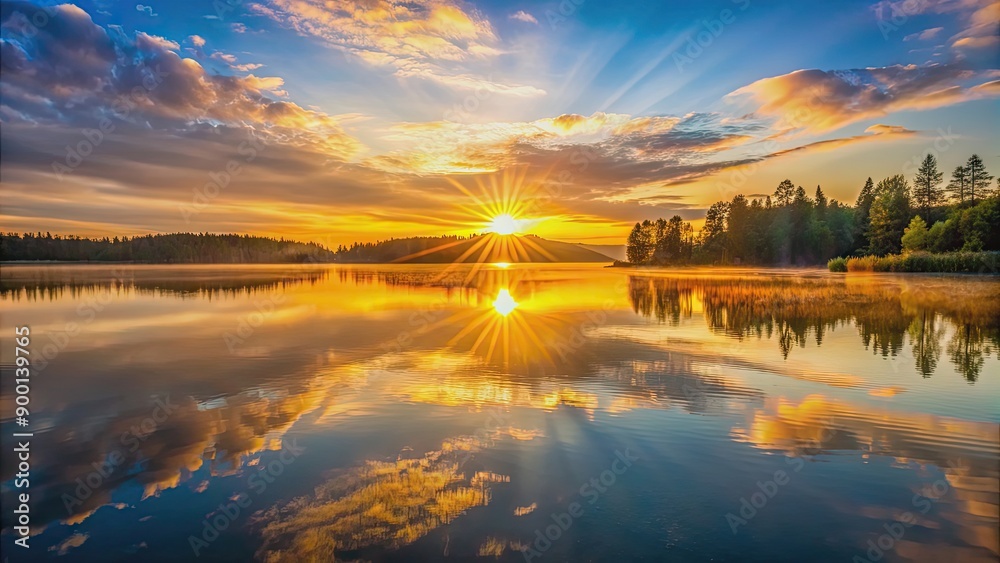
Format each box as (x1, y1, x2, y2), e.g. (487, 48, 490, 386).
(1, 0, 998, 243)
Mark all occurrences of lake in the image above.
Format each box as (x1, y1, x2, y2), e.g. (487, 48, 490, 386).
(1, 264, 998, 562)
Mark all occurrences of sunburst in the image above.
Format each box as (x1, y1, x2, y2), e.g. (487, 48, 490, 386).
(487, 213, 522, 236)
(389, 168, 559, 284)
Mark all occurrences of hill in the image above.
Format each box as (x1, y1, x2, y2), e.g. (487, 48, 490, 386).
(579, 243, 626, 261)
(335, 233, 614, 263)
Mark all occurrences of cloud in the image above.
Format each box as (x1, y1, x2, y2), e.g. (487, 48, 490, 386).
(135, 3, 156, 17)
(136, 32, 179, 51)
(231, 22, 247, 33)
(874, 0, 999, 51)
(863, 123, 915, 135)
(509, 10, 538, 24)
(727, 64, 999, 133)
(251, 0, 543, 96)
(903, 26, 943, 41)
(949, 0, 1000, 50)
(207, 50, 263, 71)
(767, 124, 918, 158)
(366, 112, 761, 189)
(0, 2, 362, 159)
(49, 533, 88, 556)
(187, 34, 206, 47)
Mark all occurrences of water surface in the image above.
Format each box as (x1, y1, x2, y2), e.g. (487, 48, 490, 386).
(1, 264, 998, 562)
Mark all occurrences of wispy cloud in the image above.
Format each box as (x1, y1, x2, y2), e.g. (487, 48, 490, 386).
(251, 0, 544, 96)
(903, 27, 943, 41)
(509, 10, 538, 24)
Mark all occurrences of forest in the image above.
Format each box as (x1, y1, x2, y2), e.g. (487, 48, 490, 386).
(624, 153, 1000, 271)
(0, 233, 335, 263)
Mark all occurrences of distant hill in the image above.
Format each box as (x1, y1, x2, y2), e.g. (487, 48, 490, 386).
(1, 233, 335, 263)
(578, 243, 626, 261)
(335, 234, 614, 263)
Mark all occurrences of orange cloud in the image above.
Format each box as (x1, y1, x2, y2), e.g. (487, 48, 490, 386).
(728, 64, 998, 133)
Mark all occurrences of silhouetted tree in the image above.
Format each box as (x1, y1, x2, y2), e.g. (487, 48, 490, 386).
(913, 153, 943, 214)
(773, 179, 795, 206)
(626, 222, 652, 264)
(946, 165, 968, 204)
(966, 154, 994, 204)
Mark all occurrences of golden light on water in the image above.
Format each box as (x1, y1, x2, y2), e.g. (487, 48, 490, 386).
(492, 288, 518, 316)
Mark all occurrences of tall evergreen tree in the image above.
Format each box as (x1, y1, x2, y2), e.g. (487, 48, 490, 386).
(947, 165, 968, 204)
(774, 179, 795, 206)
(853, 177, 876, 252)
(965, 154, 994, 204)
(815, 185, 828, 217)
(913, 153, 943, 213)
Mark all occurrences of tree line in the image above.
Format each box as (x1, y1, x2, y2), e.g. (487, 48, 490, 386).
(333, 234, 483, 262)
(0, 233, 336, 263)
(625, 153, 999, 266)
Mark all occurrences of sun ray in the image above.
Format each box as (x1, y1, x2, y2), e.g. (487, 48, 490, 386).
(517, 235, 559, 262)
(390, 236, 471, 263)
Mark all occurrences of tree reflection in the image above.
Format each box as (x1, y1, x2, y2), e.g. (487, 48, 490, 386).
(627, 275, 1000, 381)
(948, 324, 990, 383)
(908, 311, 942, 377)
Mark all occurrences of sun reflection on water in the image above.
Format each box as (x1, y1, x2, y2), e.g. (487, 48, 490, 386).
(492, 288, 518, 316)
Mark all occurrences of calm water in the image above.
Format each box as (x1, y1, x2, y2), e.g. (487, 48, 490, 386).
(1, 264, 998, 562)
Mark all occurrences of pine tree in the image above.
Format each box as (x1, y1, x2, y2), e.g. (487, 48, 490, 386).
(815, 185, 828, 216)
(854, 177, 876, 251)
(913, 153, 943, 213)
(966, 154, 994, 204)
(774, 179, 795, 206)
(947, 166, 968, 204)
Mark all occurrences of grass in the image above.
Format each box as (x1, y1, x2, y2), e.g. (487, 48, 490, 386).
(828, 251, 1000, 273)
(827, 257, 848, 272)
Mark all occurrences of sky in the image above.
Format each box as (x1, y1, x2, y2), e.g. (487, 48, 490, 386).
(0, 0, 998, 245)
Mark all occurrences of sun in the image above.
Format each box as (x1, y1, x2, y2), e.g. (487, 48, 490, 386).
(488, 213, 521, 236)
(492, 288, 518, 316)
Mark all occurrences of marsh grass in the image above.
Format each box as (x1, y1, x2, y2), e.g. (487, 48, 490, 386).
(829, 252, 1000, 274)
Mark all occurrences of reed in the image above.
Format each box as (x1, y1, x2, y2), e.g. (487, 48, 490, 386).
(829, 252, 1000, 273)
